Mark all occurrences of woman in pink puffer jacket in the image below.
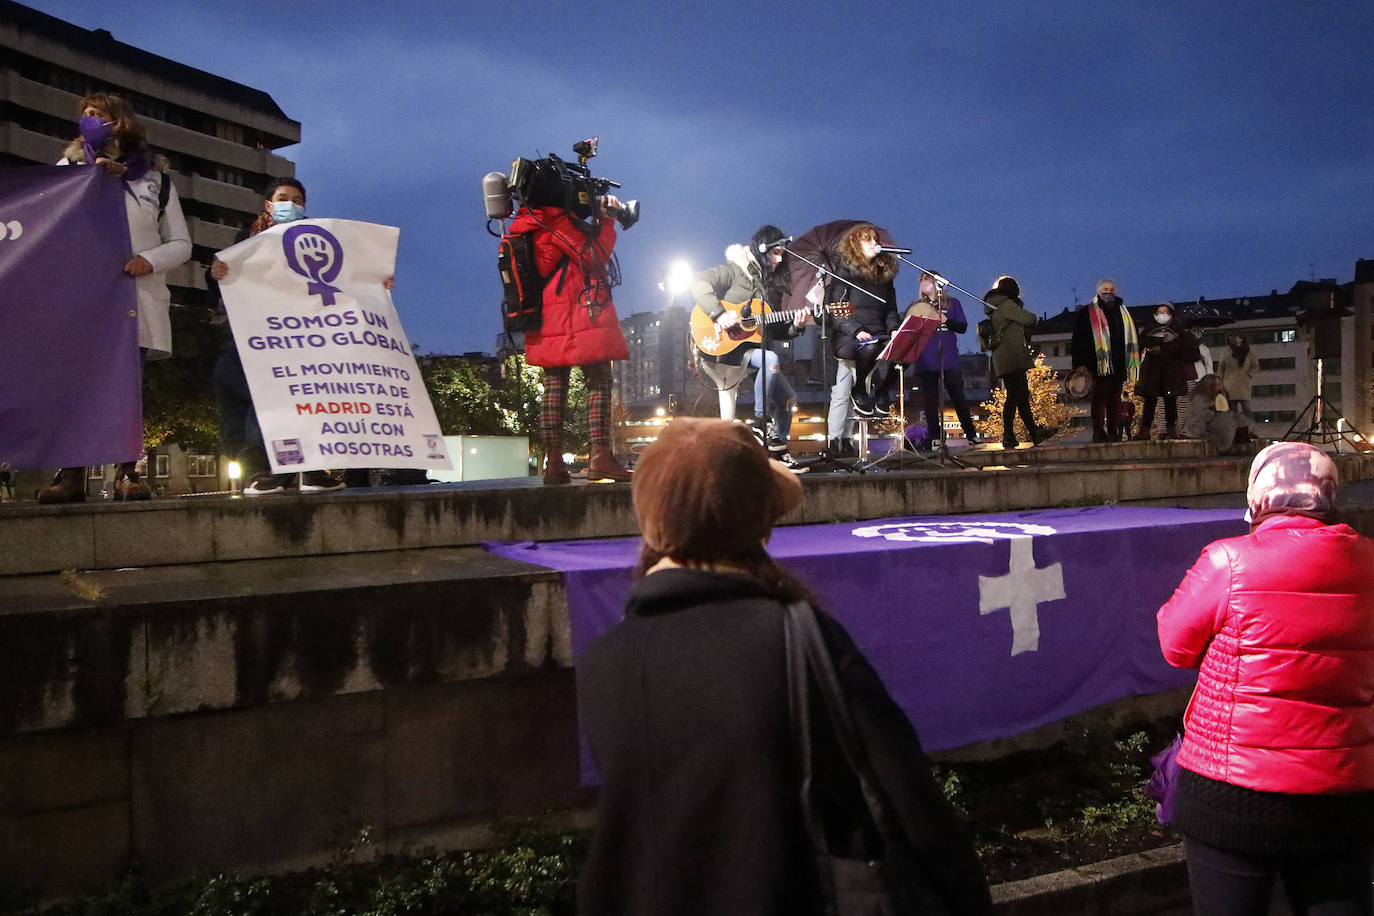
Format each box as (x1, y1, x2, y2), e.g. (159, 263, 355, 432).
(1158, 441, 1374, 916)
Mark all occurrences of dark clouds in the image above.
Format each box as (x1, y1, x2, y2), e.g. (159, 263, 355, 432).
(29, 0, 1374, 351)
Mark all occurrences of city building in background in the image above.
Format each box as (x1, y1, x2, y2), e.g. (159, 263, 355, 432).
(1, 0, 299, 308)
(1, 0, 299, 496)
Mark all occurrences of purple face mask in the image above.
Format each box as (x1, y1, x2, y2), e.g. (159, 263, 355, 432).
(78, 115, 112, 149)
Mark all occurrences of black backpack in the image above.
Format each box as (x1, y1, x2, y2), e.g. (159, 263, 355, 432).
(976, 317, 1001, 352)
(497, 232, 567, 334)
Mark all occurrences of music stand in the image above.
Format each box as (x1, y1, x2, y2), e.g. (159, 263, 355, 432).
(857, 314, 969, 470)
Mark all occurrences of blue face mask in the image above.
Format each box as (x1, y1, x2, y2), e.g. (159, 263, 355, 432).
(271, 200, 306, 223)
(78, 115, 112, 149)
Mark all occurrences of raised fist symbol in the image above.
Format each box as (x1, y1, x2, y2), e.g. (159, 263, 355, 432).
(294, 233, 334, 280)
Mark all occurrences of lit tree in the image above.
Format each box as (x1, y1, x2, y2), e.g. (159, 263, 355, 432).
(977, 353, 1075, 443)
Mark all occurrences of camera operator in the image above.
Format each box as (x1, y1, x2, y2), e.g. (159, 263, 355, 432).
(509, 193, 632, 484)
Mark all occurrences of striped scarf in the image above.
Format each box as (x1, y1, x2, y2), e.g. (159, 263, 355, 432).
(1088, 299, 1140, 385)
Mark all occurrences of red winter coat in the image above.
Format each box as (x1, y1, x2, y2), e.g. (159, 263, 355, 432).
(1158, 514, 1374, 794)
(509, 206, 628, 368)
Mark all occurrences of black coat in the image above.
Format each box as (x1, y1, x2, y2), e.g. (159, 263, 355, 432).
(1071, 296, 1131, 377)
(576, 567, 992, 916)
(1136, 318, 1200, 398)
(784, 220, 901, 361)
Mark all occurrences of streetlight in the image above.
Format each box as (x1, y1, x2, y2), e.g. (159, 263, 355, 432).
(227, 460, 241, 495)
(658, 259, 693, 299)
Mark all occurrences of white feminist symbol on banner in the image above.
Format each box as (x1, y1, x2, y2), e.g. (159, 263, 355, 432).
(851, 521, 1066, 655)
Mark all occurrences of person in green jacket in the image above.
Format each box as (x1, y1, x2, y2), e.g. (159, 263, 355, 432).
(984, 276, 1056, 448)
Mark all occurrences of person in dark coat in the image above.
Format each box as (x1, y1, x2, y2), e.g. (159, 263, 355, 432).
(576, 417, 992, 916)
(1070, 278, 1140, 442)
(984, 276, 1056, 449)
(784, 220, 901, 449)
(1134, 302, 1200, 439)
(911, 270, 979, 449)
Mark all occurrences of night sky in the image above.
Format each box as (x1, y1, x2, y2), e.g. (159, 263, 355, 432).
(24, 0, 1374, 354)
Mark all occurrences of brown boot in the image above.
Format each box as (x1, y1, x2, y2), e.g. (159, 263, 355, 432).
(38, 466, 87, 504)
(113, 462, 152, 501)
(543, 450, 571, 485)
(586, 443, 631, 482)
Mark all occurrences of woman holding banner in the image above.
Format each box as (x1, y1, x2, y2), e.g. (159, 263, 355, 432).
(209, 178, 372, 496)
(39, 93, 190, 503)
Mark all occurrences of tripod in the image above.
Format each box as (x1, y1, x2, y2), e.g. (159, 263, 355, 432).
(1284, 357, 1364, 451)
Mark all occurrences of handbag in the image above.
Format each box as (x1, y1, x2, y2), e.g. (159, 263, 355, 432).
(785, 601, 951, 916)
(1144, 733, 1183, 825)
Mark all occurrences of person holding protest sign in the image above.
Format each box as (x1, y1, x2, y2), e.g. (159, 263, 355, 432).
(38, 93, 190, 503)
(209, 178, 391, 496)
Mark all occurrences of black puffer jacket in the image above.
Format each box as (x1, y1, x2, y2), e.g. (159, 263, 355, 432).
(785, 220, 900, 360)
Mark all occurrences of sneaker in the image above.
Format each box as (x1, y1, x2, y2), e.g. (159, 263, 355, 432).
(243, 473, 291, 496)
(765, 436, 788, 456)
(299, 470, 346, 493)
(113, 470, 152, 501)
(775, 452, 810, 474)
(1002, 436, 1019, 449)
(851, 392, 875, 418)
(1031, 425, 1059, 447)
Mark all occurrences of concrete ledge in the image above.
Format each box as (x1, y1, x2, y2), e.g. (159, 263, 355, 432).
(8, 451, 1370, 578)
(992, 843, 1189, 915)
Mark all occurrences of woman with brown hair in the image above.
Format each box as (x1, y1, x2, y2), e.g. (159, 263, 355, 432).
(39, 93, 190, 503)
(575, 417, 991, 915)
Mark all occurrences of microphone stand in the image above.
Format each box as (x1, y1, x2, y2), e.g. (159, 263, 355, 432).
(921, 286, 971, 469)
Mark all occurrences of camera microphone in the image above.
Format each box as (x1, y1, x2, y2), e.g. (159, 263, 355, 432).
(876, 245, 911, 254)
(757, 236, 793, 253)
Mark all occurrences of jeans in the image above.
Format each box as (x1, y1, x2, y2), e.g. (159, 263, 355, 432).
(1184, 836, 1373, 916)
(828, 358, 856, 441)
(744, 347, 795, 441)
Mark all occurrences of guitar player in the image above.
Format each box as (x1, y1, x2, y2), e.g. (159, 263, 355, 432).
(689, 224, 812, 473)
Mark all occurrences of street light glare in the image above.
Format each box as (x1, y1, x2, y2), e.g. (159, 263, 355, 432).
(664, 259, 693, 297)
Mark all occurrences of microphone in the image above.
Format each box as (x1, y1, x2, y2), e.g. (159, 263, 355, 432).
(876, 245, 911, 254)
(757, 235, 793, 253)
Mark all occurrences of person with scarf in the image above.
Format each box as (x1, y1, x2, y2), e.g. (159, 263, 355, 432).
(1217, 333, 1259, 432)
(1070, 278, 1140, 442)
(1134, 303, 1200, 439)
(508, 195, 632, 484)
(1157, 442, 1374, 916)
(208, 178, 374, 495)
(691, 225, 812, 472)
(783, 221, 900, 454)
(38, 93, 191, 503)
(576, 417, 992, 916)
(984, 275, 1056, 448)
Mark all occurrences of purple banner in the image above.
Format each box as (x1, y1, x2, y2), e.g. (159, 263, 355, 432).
(489, 505, 1246, 754)
(0, 165, 141, 470)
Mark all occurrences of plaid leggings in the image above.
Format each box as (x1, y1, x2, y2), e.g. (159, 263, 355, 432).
(541, 362, 613, 451)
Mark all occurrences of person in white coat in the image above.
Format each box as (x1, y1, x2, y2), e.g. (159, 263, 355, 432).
(39, 92, 191, 503)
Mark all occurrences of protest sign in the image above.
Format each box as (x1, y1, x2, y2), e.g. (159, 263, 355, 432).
(217, 219, 451, 474)
(0, 165, 142, 470)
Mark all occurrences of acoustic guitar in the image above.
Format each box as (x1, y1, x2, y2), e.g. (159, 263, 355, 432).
(691, 299, 854, 357)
